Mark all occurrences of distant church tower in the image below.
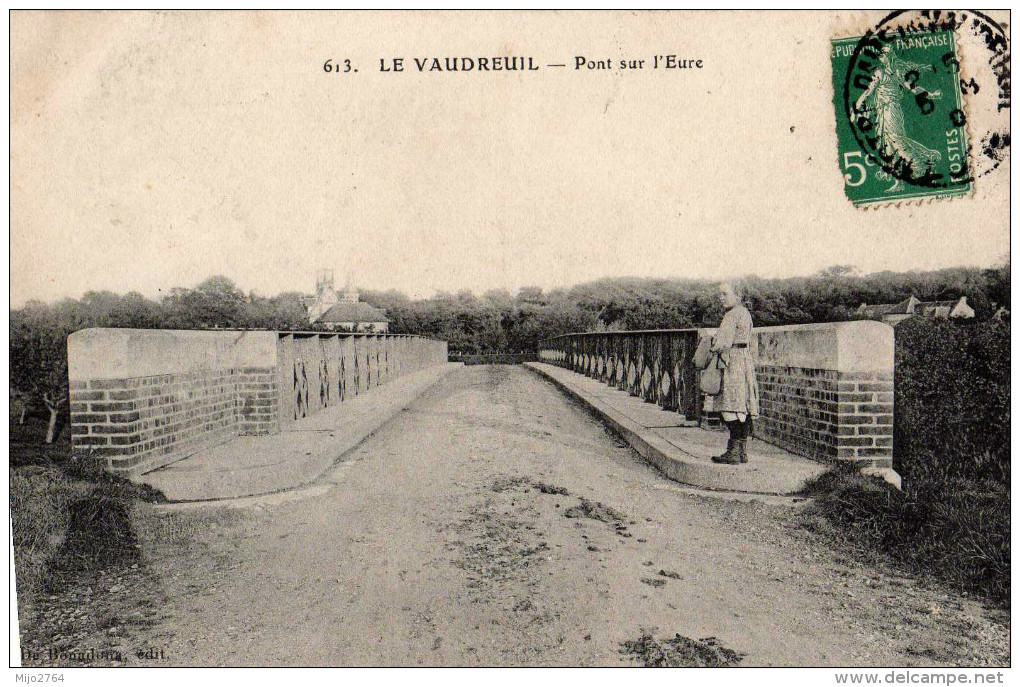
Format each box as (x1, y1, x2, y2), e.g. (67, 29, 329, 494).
(303, 269, 340, 324)
(337, 272, 359, 304)
(316, 269, 336, 298)
(302, 268, 388, 332)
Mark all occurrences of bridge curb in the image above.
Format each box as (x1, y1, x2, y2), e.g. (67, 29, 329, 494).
(524, 362, 827, 496)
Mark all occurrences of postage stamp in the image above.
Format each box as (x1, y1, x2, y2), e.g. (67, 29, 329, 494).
(831, 10, 1010, 207)
(831, 29, 971, 206)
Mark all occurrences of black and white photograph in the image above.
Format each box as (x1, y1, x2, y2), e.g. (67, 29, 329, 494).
(8, 9, 1011, 676)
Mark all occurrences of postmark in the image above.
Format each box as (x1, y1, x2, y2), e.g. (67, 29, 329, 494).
(831, 10, 1009, 206)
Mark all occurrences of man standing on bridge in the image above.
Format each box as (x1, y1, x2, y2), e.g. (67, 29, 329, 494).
(710, 282, 760, 465)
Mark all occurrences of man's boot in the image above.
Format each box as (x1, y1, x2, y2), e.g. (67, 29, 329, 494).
(712, 421, 741, 465)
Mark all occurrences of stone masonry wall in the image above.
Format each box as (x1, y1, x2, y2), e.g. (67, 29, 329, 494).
(68, 329, 280, 475)
(755, 365, 894, 466)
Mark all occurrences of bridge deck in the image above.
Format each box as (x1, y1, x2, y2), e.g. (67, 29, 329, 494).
(525, 362, 825, 495)
(138, 360, 824, 502)
(106, 365, 960, 667)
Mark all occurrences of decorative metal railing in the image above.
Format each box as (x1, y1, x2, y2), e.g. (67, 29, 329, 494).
(538, 329, 705, 424)
(277, 332, 447, 426)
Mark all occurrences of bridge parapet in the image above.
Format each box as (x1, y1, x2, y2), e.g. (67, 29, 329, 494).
(540, 320, 895, 468)
(752, 321, 894, 468)
(67, 329, 448, 475)
(538, 329, 703, 424)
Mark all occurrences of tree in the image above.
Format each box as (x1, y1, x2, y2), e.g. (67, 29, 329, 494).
(816, 264, 859, 278)
(517, 286, 547, 305)
(9, 263, 1009, 449)
(984, 260, 1010, 312)
(110, 291, 163, 328)
(163, 275, 248, 328)
(246, 291, 309, 330)
(10, 304, 71, 443)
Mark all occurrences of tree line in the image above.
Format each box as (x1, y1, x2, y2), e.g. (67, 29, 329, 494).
(9, 263, 1009, 442)
(364, 263, 1009, 352)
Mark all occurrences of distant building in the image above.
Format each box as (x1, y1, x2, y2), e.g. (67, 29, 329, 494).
(302, 269, 389, 332)
(855, 295, 975, 325)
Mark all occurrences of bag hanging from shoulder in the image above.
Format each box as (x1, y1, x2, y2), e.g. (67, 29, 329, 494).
(699, 353, 725, 396)
(692, 335, 714, 370)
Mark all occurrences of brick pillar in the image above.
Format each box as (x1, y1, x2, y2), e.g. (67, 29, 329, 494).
(68, 329, 280, 475)
(752, 320, 895, 469)
(834, 372, 894, 467)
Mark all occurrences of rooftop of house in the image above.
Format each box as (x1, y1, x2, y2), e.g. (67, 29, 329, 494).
(917, 299, 965, 309)
(317, 301, 390, 323)
(857, 295, 969, 317)
(858, 296, 916, 316)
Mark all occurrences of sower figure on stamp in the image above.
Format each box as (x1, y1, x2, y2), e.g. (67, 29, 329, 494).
(710, 282, 760, 465)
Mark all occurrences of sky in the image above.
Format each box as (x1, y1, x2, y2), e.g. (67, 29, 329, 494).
(10, 11, 1010, 306)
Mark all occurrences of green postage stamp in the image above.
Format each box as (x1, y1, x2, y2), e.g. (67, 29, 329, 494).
(831, 29, 971, 206)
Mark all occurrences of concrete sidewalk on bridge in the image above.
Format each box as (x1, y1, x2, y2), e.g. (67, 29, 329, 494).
(139, 363, 463, 503)
(524, 362, 826, 495)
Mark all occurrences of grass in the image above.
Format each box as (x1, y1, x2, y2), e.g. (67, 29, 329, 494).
(800, 461, 1010, 607)
(13, 430, 240, 668)
(11, 467, 164, 601)
(10, 468, 94, 601)
(10, 418, 165, 607)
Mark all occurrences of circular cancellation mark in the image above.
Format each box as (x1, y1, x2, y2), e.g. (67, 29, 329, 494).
(841, 10, 1010, 190)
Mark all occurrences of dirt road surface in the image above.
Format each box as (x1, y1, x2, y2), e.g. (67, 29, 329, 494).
(54, 365, 1007, 667)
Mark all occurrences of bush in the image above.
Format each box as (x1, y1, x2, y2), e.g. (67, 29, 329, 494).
(44, 489, 139, 588)
(11, 455, 165, 605)
(895, 318, 1010, 484)
(802, 319, 1010, 607)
